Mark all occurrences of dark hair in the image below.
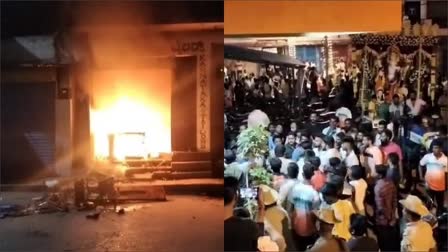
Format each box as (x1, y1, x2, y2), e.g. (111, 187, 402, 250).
(334, 164, 347, 178)
(336, 132, 345, 139)
(287, 162, 299, 179)
(308, 156, 321, 170)
(301, 140, 313, 150)
(321, 183, 339, 197)
(342, 136, 355, 146)
(405, 208, 421, 221)
(388, 153, 399, 166)
(378, 120, 387, 127)
(304, 149, 316, 160)
(329, 157, 341, 168)
(350, 214, 368, 236)
(375, 164, 388, 178)
(301, 130, 311, 140)
(432, 138, 444, 148)
(393, 94, 400, 99)
(302, 163, 315, 180)
(224, 150, 236, 164)
(330, 116, 339, 123)
(274, 144, 286, 157)
(287, 132, 296, 137)
(273, 135, 283, 142)
(328, 174, 344, 192)
(384, 129, 393, 139)
(363, 133, 375, 143)
(269, 158, 282, 174)
(224, 177, 239, 206)
(350, 165, 363, 180)
(313, 133, 325, 140)
(323, 136, 335, 147)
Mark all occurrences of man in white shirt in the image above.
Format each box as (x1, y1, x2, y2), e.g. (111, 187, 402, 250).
(406, 91, 426, 117)
(278, 163, 299, 208)
(374, 120, 387, 146)
(361, 134, 384, 178)
(320, 136, 341, 169)
(322, 116, 342, 138)
(419, 139, 447, 215)
(341, 136, 359, 169)
(312, 134, 325, 159)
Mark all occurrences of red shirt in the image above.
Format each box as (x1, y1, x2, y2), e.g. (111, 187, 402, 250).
(311, 170, 326, 192)
(380, 142, 403, 162)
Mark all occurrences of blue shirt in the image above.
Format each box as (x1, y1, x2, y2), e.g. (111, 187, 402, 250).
(292, 147, 305, 162)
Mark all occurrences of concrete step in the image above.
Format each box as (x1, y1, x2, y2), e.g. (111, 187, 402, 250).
(152, 171, 212, 180)
(172, 151, 210, 162)
(171, 161, 212, 171)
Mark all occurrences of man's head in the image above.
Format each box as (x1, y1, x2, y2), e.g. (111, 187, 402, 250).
(350, 214, 368, 236)
(334, 132, 345, 149)
(268, 123, 275, 134)
(378, 120, 387, 134)
(342, 136, 355, 152)
(300, 130, 311, 143)
(409, 90, 417, 101)
(345, 118, 352, 130)
(330, 116, 339, 129)
(304, 149, 316, 161)
(375, 164, 388, 178)
(224, 150, 236, 165)
(301, 140, 313, 151)
(273, 135, 283, 146)
(362, 133, 375, 147)
(356, 131, 364, 143)
(308, 156, 321, 171)
(290, 122, 298, 132)
(224, 177, 240, 208)
(302, 163, 315, 181)
(422, 117, 431, 129)
(275, 124, 284, 135)
(387, 153, 399, 167)
(323, 136, 335, 150)
(393, 94, 400, 105)
(286, 132, 296, 146)
(313, 134, 324, 149)
(269, 157, 282, 174)
(349, 165, 364, 181)
(287, 162, 299, 179)
(310, 112, 318, 123)
(432, 139, 444, 157)
(380, 129, 393, 146)
(274, 144, 286, 158)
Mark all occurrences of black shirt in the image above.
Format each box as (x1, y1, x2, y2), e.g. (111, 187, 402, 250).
(224, 216, 264, 252)
(347, 236, 379, 252)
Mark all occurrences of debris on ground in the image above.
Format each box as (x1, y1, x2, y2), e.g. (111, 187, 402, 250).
(86, 212, 101, 220)
(117, 208, 125, 215)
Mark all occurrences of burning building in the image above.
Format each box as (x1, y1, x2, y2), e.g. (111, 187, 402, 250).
(1, 2, 224, 184)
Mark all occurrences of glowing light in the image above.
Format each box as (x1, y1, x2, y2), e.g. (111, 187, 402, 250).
(90, 69, 171, 161)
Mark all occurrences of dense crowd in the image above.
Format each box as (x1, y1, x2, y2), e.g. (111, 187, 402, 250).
(224, 69, 447, 252)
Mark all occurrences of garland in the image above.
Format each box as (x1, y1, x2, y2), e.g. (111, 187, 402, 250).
(350, 34, 439, 47)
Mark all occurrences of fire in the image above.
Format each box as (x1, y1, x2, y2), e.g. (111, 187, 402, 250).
(90, 69, 171, 161)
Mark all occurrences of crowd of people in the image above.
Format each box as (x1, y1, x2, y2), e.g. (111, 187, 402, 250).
(224, 67, 447, 252)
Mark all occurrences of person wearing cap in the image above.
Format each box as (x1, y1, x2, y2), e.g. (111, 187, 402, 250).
(306, 209, 349, 252)
(259, 185, 294, 252)
(419, 138, 447, 216)
(400, 195, 437, 252)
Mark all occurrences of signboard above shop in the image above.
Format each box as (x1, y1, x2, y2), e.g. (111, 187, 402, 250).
(224, 0, 402, 36)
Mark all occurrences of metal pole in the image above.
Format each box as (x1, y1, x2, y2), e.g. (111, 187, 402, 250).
(361, 44, 368, 116)
(417, 36, 423, 99)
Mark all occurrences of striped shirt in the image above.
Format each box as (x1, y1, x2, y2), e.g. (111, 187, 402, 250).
(374, 178, 397, 226)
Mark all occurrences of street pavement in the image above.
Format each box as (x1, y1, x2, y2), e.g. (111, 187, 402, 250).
(0, 193, 223, 251)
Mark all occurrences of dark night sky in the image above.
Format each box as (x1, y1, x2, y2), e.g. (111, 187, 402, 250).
(1, 1, 223, 38)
